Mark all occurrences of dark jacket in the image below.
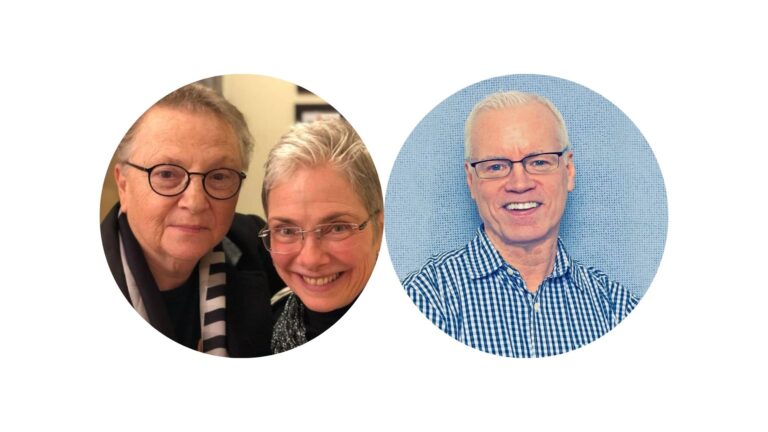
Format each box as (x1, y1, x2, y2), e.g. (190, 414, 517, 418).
(101, 203, 284, 357)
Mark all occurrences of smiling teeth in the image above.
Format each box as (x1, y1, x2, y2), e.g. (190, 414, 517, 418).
(505, 202, 540, 210)
(302, 273, 340, 286)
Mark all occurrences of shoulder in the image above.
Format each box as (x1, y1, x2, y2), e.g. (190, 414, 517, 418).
(225, 275, 274, 357)
(224, 213, 286, 295)
(570, 260, 639, 315)
(402, 245, 477, 314)
(100, 204, 120, 261)
(402, 245, 470, 289)
(573, 262, 621, 291)
(570, 260, 618, 293)
(100, 203, 128, 296)
(223, 213, 267, 263)
(270, 287, 292, 323)
(228, 213, 267, 240)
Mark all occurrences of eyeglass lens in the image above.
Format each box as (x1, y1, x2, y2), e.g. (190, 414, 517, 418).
(148, 164, 242, 199)
(262, 222, 366, 254)
(474, 153, 561, 178)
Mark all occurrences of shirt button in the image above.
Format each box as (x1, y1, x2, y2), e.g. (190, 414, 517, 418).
(534, 302, 540, 312)
(506, 268, 515, 276)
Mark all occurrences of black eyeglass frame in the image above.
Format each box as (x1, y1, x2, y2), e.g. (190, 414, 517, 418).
(124, 161, 247, 200)
(468, 151, 568, 178)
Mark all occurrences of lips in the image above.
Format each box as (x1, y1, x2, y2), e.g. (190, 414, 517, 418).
(170, 224, 208, 233)
(504, 201, 541, 211)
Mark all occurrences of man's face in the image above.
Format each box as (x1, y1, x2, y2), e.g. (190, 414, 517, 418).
(465, 102, 575, 250)
(115, 106, 242, 271)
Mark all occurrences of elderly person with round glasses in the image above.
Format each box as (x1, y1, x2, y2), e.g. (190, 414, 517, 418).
(101, 83, 283, 357)
(259, 118, 383, 353)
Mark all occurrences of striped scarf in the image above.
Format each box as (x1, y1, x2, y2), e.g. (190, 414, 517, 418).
(117, 213, 229, 356)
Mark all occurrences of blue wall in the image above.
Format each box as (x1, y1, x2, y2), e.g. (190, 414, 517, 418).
(385, 74, 667, 298)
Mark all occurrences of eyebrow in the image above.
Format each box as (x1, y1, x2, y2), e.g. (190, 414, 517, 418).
(268, 212, 361, 226)
(147, 155, 241, 170)
(476, 150, 558, 161)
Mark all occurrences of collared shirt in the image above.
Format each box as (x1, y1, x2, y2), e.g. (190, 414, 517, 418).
(403, 227, 639, 357)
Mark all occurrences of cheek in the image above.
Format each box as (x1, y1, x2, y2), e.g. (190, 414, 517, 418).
(476, 184, 499, 212)
(333, 249, 363, 270)
(132, 197, 174, 232)
(343, 247, 378, 285)
(211, 202, 237, 235)
(271, 254, 293, 278)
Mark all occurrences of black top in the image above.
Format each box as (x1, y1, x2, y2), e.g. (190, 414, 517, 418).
(305, 303, 353, 341)
(101, 203, 286, 357)
(272, 295, 354, 341)
(159, 267, 201, 350)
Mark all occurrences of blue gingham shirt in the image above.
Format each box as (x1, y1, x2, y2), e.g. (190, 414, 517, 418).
(403, 227, 639, 357)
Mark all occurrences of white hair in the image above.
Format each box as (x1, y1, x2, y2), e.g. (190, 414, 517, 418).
(116, 83, 255, 169)
(464, 91, 570, 160)
(262, 118, 383, 234)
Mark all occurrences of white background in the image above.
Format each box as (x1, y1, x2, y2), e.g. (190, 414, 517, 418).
(2, 1, 766, 430)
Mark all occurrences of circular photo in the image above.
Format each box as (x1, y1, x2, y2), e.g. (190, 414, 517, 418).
(386, 74, 667, 358)
(100, 75, 383, 357)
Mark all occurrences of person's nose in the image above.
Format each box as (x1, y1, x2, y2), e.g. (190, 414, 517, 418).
(294, 232, 331, 269)
(504, 162, 536, 193)
(178, 174, 210, 213)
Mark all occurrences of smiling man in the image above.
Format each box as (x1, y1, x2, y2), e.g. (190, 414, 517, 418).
(403, 91, 639, 358)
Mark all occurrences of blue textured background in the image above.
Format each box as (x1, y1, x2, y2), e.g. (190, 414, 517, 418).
(385, 75, 667, 298)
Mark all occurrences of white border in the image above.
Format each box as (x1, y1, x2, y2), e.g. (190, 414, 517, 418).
(3, 2, 767, 430)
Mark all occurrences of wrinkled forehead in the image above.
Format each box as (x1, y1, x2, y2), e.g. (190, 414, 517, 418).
(130, 106, 241, 162)
(471, 103, 563, 153)
(266, 164, 367, 216)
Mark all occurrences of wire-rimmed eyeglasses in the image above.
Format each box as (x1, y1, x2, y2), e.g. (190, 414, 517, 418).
(258, 216, 373, 255)
(469, 151, 568, 179)
(124, 162, 246, 200)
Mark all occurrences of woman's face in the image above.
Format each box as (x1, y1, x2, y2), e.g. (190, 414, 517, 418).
(116, 106, 242, 273)
(266, 165, 382, 313)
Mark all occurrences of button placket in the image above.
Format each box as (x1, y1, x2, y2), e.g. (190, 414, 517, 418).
(503, 266, 534, 357)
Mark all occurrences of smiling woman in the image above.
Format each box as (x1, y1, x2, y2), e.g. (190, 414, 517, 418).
(261, 118, 383, 354)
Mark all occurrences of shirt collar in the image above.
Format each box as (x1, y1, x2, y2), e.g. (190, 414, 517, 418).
(466, 225, 573, 281)
(550, 238, 572, 279)
(465, 226, 507, 279)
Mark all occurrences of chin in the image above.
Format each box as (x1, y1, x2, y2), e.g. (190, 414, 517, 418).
(499, 226, 557, 246)
(292, 276, 357, 313)
(300, 298, 342, 313)
(277, 263, 368, 313)
(294, 292, 351, 313)
(164, 244, 213, 263)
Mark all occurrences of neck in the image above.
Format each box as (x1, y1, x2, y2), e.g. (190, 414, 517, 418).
(489, 233, 559, 294)
(145, 255, 198, 291)
(302, 299, 353, 341)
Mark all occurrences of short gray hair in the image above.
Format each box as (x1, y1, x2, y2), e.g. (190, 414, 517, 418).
(115, 82, 255, 169)
(262, 118, 383, 233)
(464, 91, 570, 160)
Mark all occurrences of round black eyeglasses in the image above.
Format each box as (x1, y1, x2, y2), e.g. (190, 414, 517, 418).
(124, 162, 246, 200)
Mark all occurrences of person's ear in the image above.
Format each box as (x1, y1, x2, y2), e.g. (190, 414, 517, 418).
(565, 151, 575, 192)
(373, 210, 384, 249)
(465, 161, 476, 200)
(115, 163, 129, 212)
